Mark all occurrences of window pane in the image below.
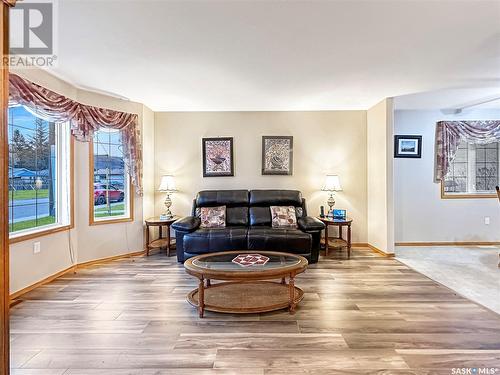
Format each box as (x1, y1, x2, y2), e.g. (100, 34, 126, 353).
(108, 131, 122, 145)
(94, 131, 109, 144)
(444, 140, 499, 196)
(486, 148, 498, 162)
(92, 129, 130, 221)
(453, 162, 467, 177)
(455, 147, 468, 162)
(475, 143, 498, 193)
(8, 106, 60, 233)
(454, 177, 467, 192)
(485, 177, 498, 191)
(476, 147, 486, 162)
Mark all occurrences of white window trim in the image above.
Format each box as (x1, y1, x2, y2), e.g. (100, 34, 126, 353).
(9, 121, 73, 242)
(91, 174, 133, 224)
(89, 131, 134, 225)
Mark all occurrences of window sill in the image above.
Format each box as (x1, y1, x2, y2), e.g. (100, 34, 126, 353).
(441, 193, 498, 199)
(9, 224, 72, 244)
(89, 217, 134, 226)
(440, 182, 499, 199)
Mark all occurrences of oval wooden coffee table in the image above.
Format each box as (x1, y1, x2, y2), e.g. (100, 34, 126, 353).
(184, 251, 308, 318)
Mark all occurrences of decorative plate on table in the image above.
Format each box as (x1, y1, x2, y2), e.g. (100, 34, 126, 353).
(232, 254, 270, 267)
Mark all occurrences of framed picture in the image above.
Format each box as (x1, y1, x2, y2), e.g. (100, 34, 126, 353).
(262, 136, 293, 175)
(394, 135, 422, 158)
(202, 137, 234, 177)
(333, 209, 346, 220)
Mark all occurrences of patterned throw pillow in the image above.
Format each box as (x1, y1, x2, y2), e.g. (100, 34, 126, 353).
(200, 206, 226, 228)
(270, 206, 298, 228)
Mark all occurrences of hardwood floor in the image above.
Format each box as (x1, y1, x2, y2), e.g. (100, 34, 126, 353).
(9, 248, 500, 374)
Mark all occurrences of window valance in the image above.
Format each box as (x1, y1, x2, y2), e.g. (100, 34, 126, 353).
(9, 73, 142, 195)
(435, 120, 500, 182)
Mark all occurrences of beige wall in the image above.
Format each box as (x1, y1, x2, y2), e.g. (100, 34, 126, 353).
(154, 111, 368, 243)
(9, 231, 76, 294)
(142, 105, 156, 222)
(367, 99, 394, 254)
(9, 69, 148, 294)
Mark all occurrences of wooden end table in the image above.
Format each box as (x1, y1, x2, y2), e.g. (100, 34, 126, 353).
(145, 216, 179, 256)
(317, 217, 353, 258)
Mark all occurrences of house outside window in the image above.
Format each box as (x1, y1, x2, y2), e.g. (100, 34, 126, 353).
(8, 105, 72, 239)
(90, 128, 133, 224)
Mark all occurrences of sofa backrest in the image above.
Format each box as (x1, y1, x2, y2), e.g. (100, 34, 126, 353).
(249, 190, 306, 226)
(193, 190, 249, 226)
(191, 189, 307, 227)
(196, 190, 249, 207)
(249, 190, 302, 206)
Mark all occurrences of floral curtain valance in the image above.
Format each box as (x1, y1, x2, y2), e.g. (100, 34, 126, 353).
(435, 120, 500, 182)
(9, 73, 142, 195)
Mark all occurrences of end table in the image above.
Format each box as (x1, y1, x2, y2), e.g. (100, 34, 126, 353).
(145, 216, 179, 256)
(317, 217, 353, 258)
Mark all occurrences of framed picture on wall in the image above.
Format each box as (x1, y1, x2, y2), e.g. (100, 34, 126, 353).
(262, 136, 293, 175)
(202, 137, 234, 177)
(394, 135, 422, 158)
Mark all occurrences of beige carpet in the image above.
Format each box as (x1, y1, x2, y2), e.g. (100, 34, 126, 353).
(396, 245, 500, 314)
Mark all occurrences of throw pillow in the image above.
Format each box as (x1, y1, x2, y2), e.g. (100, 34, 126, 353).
(270, 206, 298, 228)
(200, 206, 226, 228)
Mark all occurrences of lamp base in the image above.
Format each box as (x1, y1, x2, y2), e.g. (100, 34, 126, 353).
(327, 192, 336, 214)
(160, 213, 173, 220)
(161, 193, 173, 220)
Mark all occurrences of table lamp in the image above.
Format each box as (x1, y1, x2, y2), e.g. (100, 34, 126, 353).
(158, 175, 177, 220)
(321, 175, 342, 212)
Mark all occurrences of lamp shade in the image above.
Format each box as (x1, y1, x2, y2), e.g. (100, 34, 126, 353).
(158, 175, 177, 192)
(321, 175, 342, 191)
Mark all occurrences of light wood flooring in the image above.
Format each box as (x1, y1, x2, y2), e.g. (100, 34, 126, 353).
(9, 248, 500, 374)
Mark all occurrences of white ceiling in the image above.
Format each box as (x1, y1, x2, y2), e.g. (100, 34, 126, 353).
(394, 87, 500, 110)
(48, 0, 500, 112)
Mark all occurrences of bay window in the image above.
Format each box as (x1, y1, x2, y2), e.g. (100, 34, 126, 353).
(89, 128, 133, 224)
(8, 105, 73, 242)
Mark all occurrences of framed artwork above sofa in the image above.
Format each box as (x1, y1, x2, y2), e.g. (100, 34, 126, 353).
(262, 136, 293, 175)
(202, 137, 234, 177)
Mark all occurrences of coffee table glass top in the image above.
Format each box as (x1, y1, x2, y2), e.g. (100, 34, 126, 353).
(192, 252, 302, 272)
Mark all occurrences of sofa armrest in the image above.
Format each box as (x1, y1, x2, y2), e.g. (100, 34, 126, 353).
(172, 216, 201, 233)
(297, 216, 325, 232)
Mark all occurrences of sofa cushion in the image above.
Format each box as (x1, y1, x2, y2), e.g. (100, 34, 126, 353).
(183, 227, 248, 254)
(226, 206, 249, 226)
(247, 227, 311, 253)
(270, 206, 298, 228)
(200, 206, 226, 228)
(249, 206, 271, 226)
